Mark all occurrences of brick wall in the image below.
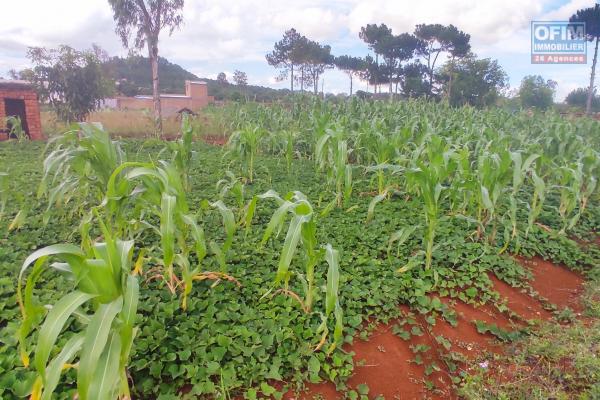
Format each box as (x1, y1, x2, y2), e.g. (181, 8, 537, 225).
(115, 80, 213, 116)
(0, 88, 44, 141)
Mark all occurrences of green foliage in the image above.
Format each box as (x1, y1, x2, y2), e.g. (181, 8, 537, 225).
(440, 56, 508, 107)
(1, 97, 599, 399)
(38, 123, 124, 224)
(4, 116, 28, 142)
(518, 75, 556, 110)
(17, 229, 139, 399)
(226, 124, 267, 183)
(26, 45, 113, 122)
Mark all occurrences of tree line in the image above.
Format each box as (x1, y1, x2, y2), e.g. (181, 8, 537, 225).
(266, 4, 600, 113)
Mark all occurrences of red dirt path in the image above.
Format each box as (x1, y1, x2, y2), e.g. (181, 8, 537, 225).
(283, 256, 586, 399)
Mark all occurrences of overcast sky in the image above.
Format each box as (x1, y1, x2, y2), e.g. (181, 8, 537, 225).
(0, 0, 597, 101)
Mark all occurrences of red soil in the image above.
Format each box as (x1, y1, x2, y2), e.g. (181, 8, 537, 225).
(518, 256, 585, 313)
(488, 274, 552, 321)
(282, 256, 587, 399)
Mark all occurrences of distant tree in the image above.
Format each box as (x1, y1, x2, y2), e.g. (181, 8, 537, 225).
(438, 56, 507, 107)
(334, 55, 366, 95)
(233, 70, 247, 86)
(570, 5, 600, 114)
(266, 28, 307, 93)
(359, 24, 392, 93)
(304, 41, 334, 94)
(359, 54, 387, 93)
(7, 68, 35, 82)
(108, 0, 184, 136)
(217, 72, 228, 84)
(518, 75, 557, 110)
(401, 61, 429, 98)
(25, 45, 113, 122)
(565, 87, 600, 111)
(414, 24, 471, 97)
(378, 33, 422, 96)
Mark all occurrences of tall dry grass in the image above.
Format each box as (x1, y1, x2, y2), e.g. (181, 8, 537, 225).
(42, 110, 183, 138)
(41, 106, 234, 142)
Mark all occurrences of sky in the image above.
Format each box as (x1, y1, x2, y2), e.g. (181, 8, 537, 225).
(0, 0, 597, 101)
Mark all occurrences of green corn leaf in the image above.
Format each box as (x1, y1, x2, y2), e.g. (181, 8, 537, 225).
(160, 193, 177, 268)
(182, 214, 207, 261)
(78, 297, 123, 399)
(260, 201, 292, 246)
(34, 291, 95, 379)
(88, 332, 122, 400)
(366, 191, 388, 223)
(210, 200, 236, 252)
(19, 244, 84, 287)
(324, 244, 340, 316)
(480, 186, 493, 210)
(244, 196, 258, 237)
(120, 275, 139, 364)
(387, 226, 417, 258)
(41, 334, 84, 400)
(275, 215, 306, 284)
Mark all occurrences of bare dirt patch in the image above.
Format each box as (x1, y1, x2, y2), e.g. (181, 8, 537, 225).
(283, 256, 588, 399)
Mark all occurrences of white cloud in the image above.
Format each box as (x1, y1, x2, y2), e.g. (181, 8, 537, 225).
(0, 0, 596, 96)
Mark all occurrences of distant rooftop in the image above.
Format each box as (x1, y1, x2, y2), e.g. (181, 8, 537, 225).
(188, 81, 207, 85)
(0, 79, 35, 90)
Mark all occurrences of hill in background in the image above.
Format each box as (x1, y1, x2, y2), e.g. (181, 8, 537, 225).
(104, 56, 289, 102)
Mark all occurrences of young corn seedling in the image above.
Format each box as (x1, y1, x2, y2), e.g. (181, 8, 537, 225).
(258, 190, 343, 352)
(216, 171, 246, 209)
(472, 149, 512, 243)
(164, 112, 195, 191)
(5, 115, 28, 141)
(357, 127, 398, 195)
(406, 136, 456, 271)
(226, 123, 267, 183)
(315, 127, 353, 207)
(38, 123, 124, 224)
(498, 151, 539, 254)
(525, 166, 547, 238)
(105, 161, 238, 308)
(17, 221, 139, 400)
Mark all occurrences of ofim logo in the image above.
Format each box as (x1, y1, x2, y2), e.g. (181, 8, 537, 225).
(531, 21, 587, 64)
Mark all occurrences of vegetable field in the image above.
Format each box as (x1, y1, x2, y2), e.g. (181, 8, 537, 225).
(1, 98, 599, 399)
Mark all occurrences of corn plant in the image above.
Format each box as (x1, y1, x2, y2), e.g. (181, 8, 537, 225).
(5, 115, 28, 141)
(38, 123, 124, 223)
(315, 127, 353, 206)
(406, 137, 456, 270)
(525, 167, 547, 238)
(498, 151, 539, 253)
(216, 171, 246, 209)
(164, 113, 195, 190)
(555, 159, 598, 235)
(471, 149, 512, 243)
(226, 124, 267, 183)
(105, 161, 237, 308)
(17, 222, 139, 400)
(257, 190, 343, 352)
(357, 127, 398, 195)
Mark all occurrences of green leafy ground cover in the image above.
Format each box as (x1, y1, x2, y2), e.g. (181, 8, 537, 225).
(0, 137, 598, 399)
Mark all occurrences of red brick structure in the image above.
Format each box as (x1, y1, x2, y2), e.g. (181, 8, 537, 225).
(115, 80, 214, 115)
(0, 79, 44, 140)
